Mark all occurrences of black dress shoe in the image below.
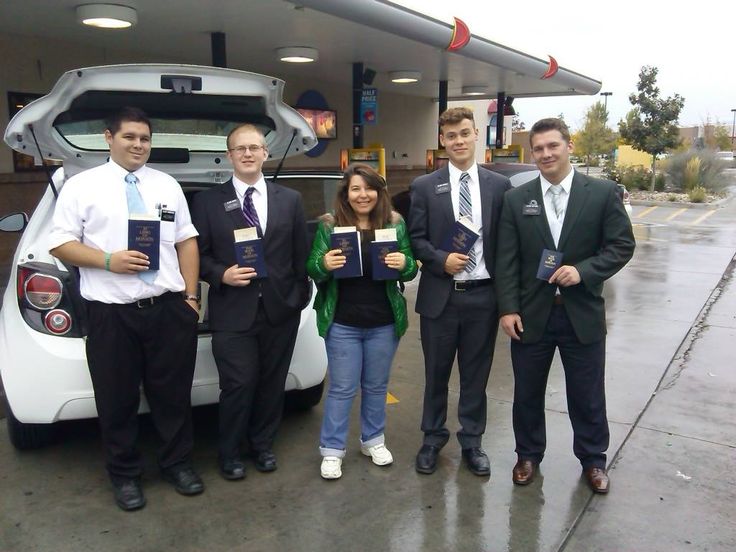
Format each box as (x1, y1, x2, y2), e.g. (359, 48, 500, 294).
(462, 447, 491, 476)
(253, 450, 277, 472)
(220, 459, 246, 481)
(112, 479, 146, 511)
(415, 444, 441, 474)
(163, 466, 205, 496)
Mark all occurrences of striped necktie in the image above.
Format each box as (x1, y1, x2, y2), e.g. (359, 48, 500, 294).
(459, 172, 476, 272)
(125, 173, 157, 283)
(548, 184, 564, 219)
(242, 186, 263, 237)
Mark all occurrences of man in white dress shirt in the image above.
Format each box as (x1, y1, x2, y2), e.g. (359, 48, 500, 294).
(49, 107, 203, 511)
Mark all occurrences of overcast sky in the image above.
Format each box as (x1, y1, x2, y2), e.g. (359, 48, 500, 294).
(393, 0, 736, 134)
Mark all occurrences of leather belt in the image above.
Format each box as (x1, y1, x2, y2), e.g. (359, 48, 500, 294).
(127, 291, 181, 309)
(453, 279, 492, 292)
(553, 295, 564, 305)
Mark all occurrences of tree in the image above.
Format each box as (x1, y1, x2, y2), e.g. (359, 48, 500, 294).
(618, 66, 684, 190)
(574, 102, 616, 173)
(712, 125, 732, 151)
(511, 115, 525, 132)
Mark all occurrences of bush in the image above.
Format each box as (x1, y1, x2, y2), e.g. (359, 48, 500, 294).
(688, 186, 707, 203)
(663, 150, 729, 193)
(655, 172, 666, 191)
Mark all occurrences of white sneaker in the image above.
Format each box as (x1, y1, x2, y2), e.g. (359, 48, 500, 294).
(320, 456, 342, 479)
(361, 443, 394, 466)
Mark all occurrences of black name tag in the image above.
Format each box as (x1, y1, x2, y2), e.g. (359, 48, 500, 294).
(160, 209, 175, 222)
(435, 182, 450, 195)
(523, 200, 541, 216)
(224, 199, 240, 212)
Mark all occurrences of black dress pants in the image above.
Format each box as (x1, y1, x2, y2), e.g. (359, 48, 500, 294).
(211, 304, 300, 462)
(419, 284, 499, 448)
(86, 294, 199, 480)
(511, 304, 608, 469)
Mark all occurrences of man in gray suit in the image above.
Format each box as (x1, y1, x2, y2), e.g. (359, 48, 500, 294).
(409, 107, 511, 476)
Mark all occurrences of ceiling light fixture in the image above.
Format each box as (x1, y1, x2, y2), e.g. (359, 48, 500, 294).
(462, 86, 487, 96)
(76, 4, 137, 29)
(277, 47, 319, 63)
(390, 71, 422, 84)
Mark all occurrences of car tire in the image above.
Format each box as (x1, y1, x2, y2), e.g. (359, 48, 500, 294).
(285, 381, 324, 411)
(3, 394, 55, 450)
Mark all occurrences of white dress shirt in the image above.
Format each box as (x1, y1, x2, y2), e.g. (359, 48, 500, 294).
(48, 160, 198, 303)
(232, 174, 268, 234)
(448, 162, 490, 281)
(541, 168, 574, 247)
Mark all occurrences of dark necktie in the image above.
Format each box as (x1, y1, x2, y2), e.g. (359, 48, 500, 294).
(242, 186, 263, 237)
(459, 172, 477, 272)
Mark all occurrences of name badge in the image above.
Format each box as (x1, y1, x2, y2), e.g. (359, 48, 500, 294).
(435, 182, 450, 195)
(160, 209, 176, 222)
(522, 199, 541, 216)
(224, 199, 240, 212)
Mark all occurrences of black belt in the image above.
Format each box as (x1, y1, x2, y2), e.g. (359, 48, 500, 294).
(453, 279, 493, 292)
(124, 291, 181, 309)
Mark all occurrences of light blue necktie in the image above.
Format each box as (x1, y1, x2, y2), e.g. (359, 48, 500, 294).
(459, 172, 477, 272)
(548, 185, 565, 219)
(125, 173, 157, 284)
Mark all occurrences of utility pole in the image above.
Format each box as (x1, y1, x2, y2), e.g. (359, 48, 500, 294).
(600, 91, 612, 118)
(731, 108, 736, 149)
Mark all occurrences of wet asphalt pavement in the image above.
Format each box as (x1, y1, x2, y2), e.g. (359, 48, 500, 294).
(1, 186, 735, 551)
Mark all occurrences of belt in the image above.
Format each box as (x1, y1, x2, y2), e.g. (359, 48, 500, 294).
(553, 295, 564, 305)
(453, 279, 492, 292)
(125, 291, 181, 309)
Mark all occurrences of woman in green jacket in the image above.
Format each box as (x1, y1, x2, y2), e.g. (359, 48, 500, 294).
(307, 163, 417, 479)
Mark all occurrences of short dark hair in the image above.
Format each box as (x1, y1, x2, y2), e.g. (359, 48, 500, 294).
(334, 164, 393, 230)
(529, 118, 571, 144)
(438, 107, 475, 134)
(105, 107, 152, 136)
(226, 123, 267, 150)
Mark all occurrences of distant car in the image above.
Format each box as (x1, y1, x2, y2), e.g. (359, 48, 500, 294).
(391, 162, 632, 219)
(0, 64, 331, 449)
(715, 151, 735, 168)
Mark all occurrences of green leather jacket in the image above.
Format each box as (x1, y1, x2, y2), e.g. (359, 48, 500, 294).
(306, 215, 418, 337)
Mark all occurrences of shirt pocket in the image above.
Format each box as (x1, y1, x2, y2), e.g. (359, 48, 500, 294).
(161, 220, 177, 243)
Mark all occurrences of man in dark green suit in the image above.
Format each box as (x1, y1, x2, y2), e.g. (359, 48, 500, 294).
(496, 118, 635, 494)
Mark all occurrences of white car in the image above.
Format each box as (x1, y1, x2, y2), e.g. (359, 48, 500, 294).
(1, 64, 329, 449)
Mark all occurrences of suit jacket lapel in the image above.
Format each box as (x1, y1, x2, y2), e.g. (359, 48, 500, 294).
(264, 181, 279, 242)
(527, 178, 556, 249)
(558, 172, 589, 250)
(435, 168, 455, 228)
(479, 171, 493, 240)
(223, 179, 248, 231)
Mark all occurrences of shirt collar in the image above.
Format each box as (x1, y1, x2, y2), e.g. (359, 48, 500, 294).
(109, 159, 147, 181)
(232, 174, 267, 198)
(448, 162, 479, 186)
(540, 167, 574, 196)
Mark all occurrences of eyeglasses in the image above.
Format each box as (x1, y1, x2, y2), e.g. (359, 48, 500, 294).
(228, 144, 265, 155)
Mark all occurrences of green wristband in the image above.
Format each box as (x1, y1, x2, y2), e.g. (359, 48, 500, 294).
(104, 252, 112, 272)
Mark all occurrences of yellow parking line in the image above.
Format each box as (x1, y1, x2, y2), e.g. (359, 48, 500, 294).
(665, 208, 687, 221)
(386, 392, 400, 405)
(636, 206, 659, 218)
(691, 210, 716, 226)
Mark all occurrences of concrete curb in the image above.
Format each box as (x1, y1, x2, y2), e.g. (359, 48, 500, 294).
(631, 187, 735, 210)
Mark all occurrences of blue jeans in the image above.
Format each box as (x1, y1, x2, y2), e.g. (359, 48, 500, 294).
(320, 323, 399, 457)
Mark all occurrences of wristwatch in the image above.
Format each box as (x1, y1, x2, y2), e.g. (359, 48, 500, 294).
(183, 294, 199, 302)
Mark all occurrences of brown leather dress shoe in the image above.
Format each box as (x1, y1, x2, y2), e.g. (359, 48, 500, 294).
(512, 459, 537, 485)
(584, 467, 610, 494)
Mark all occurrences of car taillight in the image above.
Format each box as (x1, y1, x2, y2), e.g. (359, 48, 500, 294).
(622, 189, 630, 203)
(24, 273, 63, 309)
(44, 309, 72, 335)
(16, 263, 84, 338)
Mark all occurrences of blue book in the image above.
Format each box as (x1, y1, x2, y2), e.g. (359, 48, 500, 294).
(442, 216, 480, 255)
(128, 216, 160, 271)
(331, 227, 363, 279)
(234, 228, 268, 278)
(537, 249, 564, 280)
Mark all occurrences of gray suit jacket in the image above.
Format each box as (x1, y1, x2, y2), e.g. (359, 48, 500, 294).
(409, 165, 511, 319)
(191, 178, 309, 331)
(495, 171, 635, 344)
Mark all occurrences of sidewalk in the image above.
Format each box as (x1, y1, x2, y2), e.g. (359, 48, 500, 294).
(562, 256, 736, 551)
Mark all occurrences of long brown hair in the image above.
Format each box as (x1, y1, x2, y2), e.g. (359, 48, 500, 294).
(334, 164, 393, 230)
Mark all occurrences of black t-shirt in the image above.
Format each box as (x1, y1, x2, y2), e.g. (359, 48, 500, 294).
(333, 229, 394, 328)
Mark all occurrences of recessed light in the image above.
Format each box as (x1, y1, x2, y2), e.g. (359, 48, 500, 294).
(76, 4, 137, 29)
(277, 47, 319, 63)
(390, 71, 422, 84)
